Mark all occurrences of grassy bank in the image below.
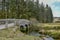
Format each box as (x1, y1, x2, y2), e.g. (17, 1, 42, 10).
(0, 23, 60, 40)
(36, 23, 60, 40)
(0, 27, 41, 40)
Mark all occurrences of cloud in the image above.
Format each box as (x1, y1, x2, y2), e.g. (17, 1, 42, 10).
(56, 0, 60, 1)
(52, 1, 60, 17)
(39, 0, 56, 4)
(52, 2, 60, 7)
(53, 11, 60, 17)
(52, 2, 60, 10)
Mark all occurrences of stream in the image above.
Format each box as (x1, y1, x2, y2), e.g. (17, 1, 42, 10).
(29, 31, 54, 40)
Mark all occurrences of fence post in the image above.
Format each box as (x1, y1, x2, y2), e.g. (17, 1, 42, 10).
(14, 19, 17, 26)
(5, 19, 8, 29)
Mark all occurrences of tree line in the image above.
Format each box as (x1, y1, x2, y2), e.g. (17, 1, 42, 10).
(0, 0, 53, 23)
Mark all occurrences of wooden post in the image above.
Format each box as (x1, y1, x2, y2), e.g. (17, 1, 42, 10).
(5, 19, 8, 29)
(14, 19, 16, 26)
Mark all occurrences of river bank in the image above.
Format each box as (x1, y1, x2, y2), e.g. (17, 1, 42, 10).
(0, 26, 55, 40)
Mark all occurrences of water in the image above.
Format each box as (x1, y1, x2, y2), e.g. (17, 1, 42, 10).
(29, 31, 41, 36)
(29, 31, 54, 40)
(43, 37, 54, 40)
(0, 23, 15, 29)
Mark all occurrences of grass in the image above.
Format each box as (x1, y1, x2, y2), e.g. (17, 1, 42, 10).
(36, 23, 60, 40)
(0, 23, 60, 40)
(0, 27, 41, 40)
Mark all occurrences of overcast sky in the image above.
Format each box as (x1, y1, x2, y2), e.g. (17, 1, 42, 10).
(39, 0, 60, 17)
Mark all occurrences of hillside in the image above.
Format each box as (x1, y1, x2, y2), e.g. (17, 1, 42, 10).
(53, 17, 60, 23)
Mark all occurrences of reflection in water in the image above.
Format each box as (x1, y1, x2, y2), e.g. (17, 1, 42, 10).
(29, 31, 54, 40)
(43, 37, 54, 40)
